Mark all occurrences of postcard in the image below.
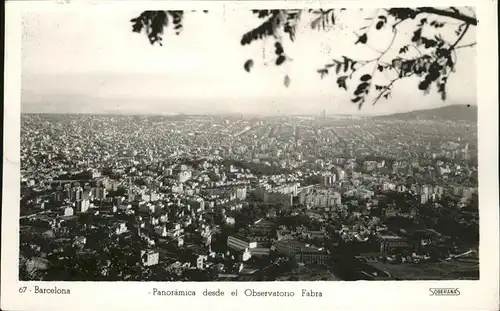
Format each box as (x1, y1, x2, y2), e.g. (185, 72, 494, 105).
(2, 1, 498, 310)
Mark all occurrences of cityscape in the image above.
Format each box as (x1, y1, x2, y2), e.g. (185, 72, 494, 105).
(19, 105, 479, 281)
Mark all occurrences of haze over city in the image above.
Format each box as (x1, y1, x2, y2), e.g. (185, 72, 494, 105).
(21, 8, 476, 116)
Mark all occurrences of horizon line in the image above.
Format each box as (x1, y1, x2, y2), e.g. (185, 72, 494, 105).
(20, 103, 477, 118)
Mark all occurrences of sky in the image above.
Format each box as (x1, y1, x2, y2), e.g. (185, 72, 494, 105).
(21, 6, 477, 115)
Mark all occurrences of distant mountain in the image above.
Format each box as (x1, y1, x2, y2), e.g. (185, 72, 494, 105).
(374, 105, 477, 121)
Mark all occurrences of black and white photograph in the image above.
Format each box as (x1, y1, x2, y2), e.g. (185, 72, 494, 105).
(18, 5, 481, 282)
(2, 1, 499, 310)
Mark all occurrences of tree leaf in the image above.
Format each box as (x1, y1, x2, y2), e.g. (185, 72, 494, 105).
(310, 9, 336, 31)
(284, 75, 291, 88)
(131, 11, 171, 45)
(343, 60, 350, 72)
(244, 59, 254, 73)
(411, 28, 422, 42)
(358, 82, 370, 89)
(275, 42, 284, 55)
(354, 88, 364, 96)
(418, 79, 430, 90)
(355, 33, 368, 44)
(378, 15, 387, 22)
(310, 17, 321, 30)
(318, 69, 329, 79)
(360, 74, 372, 82)
(241, 13, 279, 46)
(354, 82, 370, 95)
(335, 63, 341, 75)
(253, 10, 272, 19)
(276, 55, 286, 66)
(387, 8, 418, 20)
(336, 76, 348, 90)
(350, 61, 357, 71)
(284, 16, 297, 42)
(446, 57, 455, 71)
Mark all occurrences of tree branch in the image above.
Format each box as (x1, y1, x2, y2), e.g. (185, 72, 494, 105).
(349, 60, 376, 78)
(416, 7, 477, 25)
(450, 23, 470, 49)
(367, 28, 399, 93)
(372, 80, 396, 105)
(411, 44, 423, 56)
(455, 42, 477, 49)
(372, 72, 415, 106)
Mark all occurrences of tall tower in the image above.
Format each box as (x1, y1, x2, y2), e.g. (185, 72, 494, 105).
(128, 177, 133, 202)
(407, 148, 417, 177)
(294, 124, 300, 142)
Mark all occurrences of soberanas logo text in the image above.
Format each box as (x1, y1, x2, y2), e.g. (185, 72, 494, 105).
(429, 288, 460, 296)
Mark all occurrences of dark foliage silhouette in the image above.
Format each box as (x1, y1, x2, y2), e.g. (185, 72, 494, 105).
(130, 7, 477, 109)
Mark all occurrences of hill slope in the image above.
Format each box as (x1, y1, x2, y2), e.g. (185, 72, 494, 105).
(375, 105, 477, 121)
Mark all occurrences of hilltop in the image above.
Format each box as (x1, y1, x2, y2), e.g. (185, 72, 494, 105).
(374, 105, 477, 121)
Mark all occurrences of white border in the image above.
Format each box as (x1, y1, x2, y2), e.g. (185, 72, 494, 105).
(2, 1, 498, 311)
